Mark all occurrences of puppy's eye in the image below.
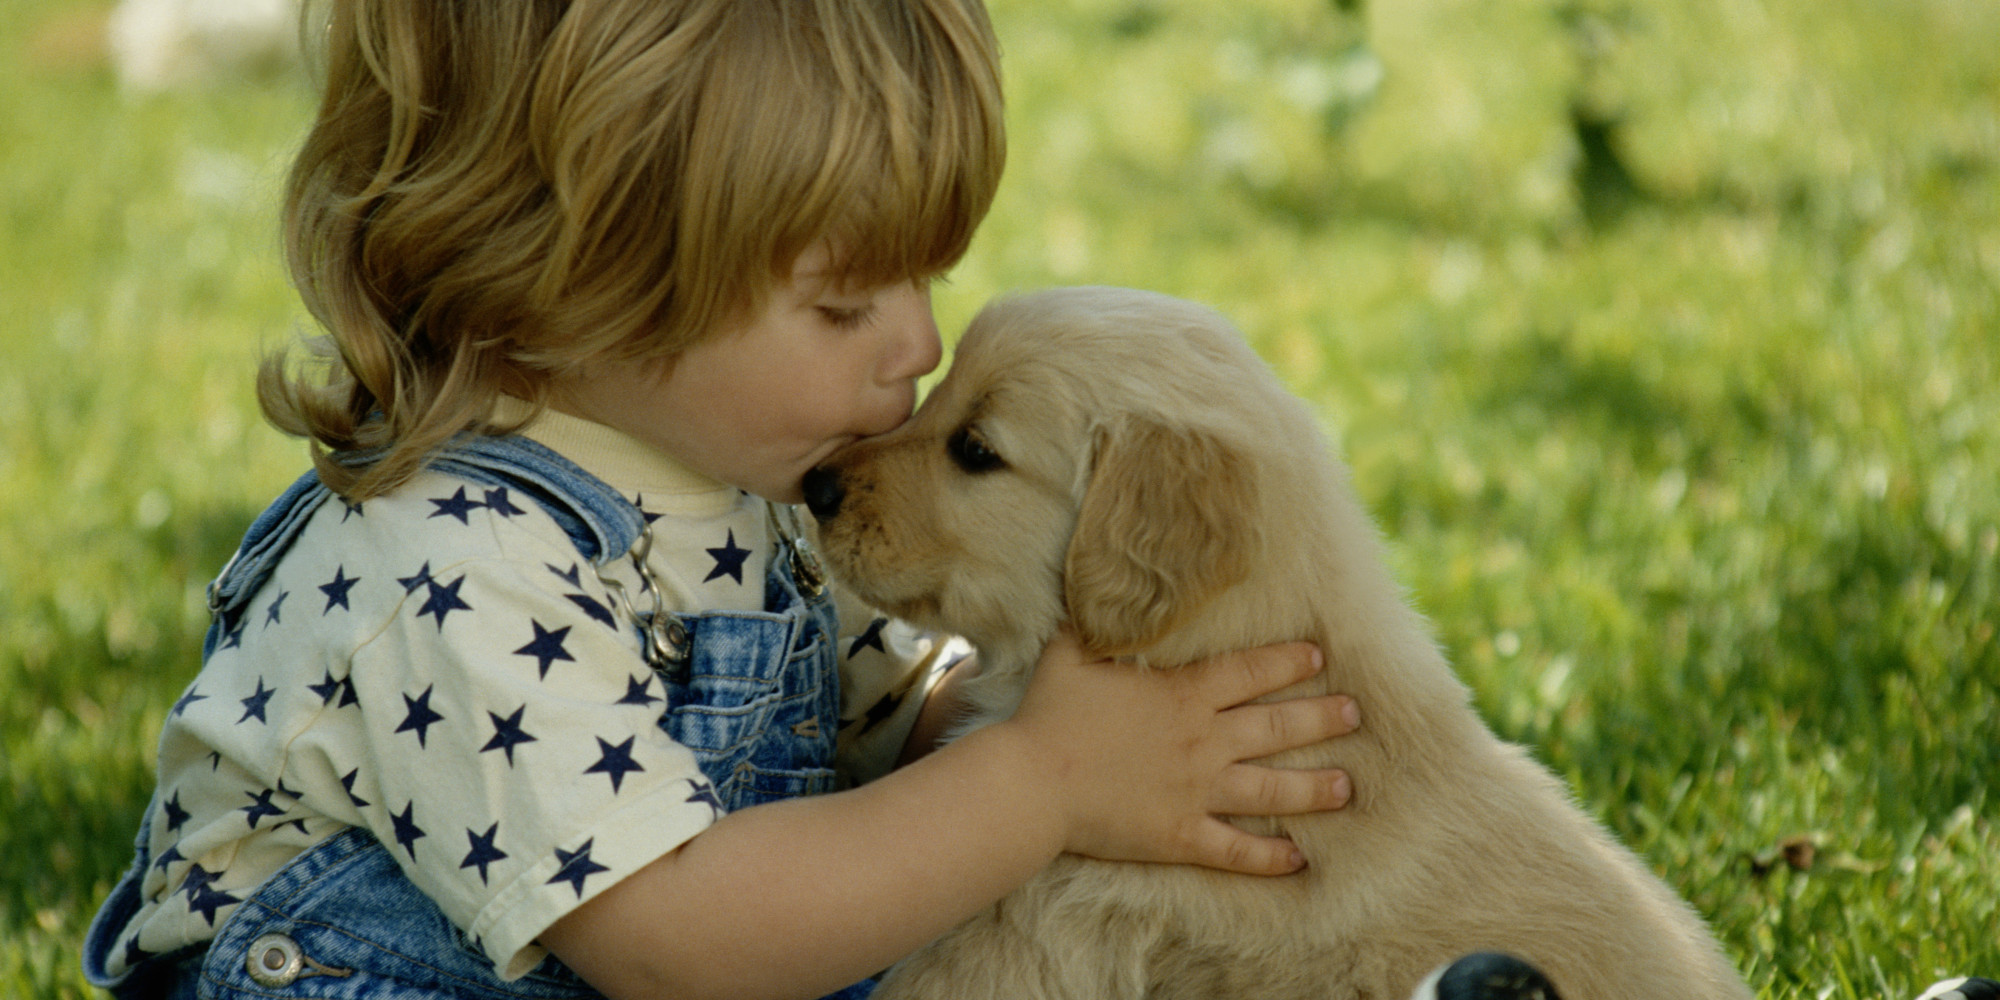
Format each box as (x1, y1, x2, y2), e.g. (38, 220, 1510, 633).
(947, 427, 1006, 473)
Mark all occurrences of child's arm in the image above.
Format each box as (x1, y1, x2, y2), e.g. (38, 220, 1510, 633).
(541, 635, 1355, 1000)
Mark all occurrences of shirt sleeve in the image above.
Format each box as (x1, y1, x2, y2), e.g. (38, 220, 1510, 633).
(828, 585, 971, 787)
(343, 552, 720, 980)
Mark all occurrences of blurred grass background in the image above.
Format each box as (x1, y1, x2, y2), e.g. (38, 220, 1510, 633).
(3, 0, 1995, 996)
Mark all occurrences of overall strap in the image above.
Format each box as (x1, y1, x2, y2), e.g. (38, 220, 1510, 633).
(203, 470, 331, 658)
(204, 435, 644, 654)
(413, 434, 643, 565)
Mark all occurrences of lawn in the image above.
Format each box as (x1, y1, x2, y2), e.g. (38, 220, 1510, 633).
(4, 0, 1995, 996)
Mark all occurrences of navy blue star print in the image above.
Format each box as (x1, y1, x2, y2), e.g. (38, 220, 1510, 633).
(428, 487, 484, 524)
(547, 839, 609, 898)
(152, 842, 185, 873)
(548, 555, 618, 626)
(584, 736, 645, 793)
(617, 675, 662, 707)
(391, 801, 427, 859)
(240, 788, 285, 829)
(704, 529, 752, 584)
(120, 469, 846, 966)
(632, 495, 664, 525)
(340, 768, 371, 809)
(318, 565, 359, 613)
(481, 706, 537, 766)
(180, 864, 241, 926)
(307, 669, 343, 705)
(565, 592, 617, 630)
(170, 685, 206, 717)
(483, 488, 525, 517)
(187, 880, 240, 926)
(121, 935, 152, 969)
(685, 780, 723, 817)
(848, 617, 890, 658)
(461, 823, 508, 884)
(340, 498, 364, 521)
(514, 620, 574, 679)
(398, 561, 434, 593)
(218, 619, 246, 651)
(237, 678, 274, 724)
(180, 862, 218, 898)
(415, 575, 473, 630)
(396, 685, 447, 747)
(162, 792, 191, 832)
(179, 862, 218, 895)
(861, 693, 899, 730)
(263, 590, 289, 627)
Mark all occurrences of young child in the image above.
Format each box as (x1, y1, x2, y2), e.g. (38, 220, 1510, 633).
(83, 3, 1359, 998)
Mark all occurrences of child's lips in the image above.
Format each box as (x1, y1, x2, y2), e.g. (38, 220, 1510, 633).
(806, 402, 918, 478)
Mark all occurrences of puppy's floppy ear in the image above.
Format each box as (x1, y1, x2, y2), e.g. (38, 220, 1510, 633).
(1063, 416, 1258, 657)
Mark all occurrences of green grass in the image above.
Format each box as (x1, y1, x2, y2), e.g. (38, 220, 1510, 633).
(5, 0, 1995, 996)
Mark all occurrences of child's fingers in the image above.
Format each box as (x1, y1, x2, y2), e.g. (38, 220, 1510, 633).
(1217, 694, 1360, 758)
(1208, 764, 1352, 818)
(1181, 817, 1309, 876)
(1191, 642, 1324, 708)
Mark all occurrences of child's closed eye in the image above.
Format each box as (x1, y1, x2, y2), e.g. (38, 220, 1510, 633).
(818, 304, 878, 330)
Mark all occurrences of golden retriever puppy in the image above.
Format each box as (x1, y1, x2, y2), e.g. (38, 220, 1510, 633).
(804, 287, 1751, 1000)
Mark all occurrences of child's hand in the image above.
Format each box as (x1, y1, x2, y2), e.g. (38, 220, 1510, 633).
(544, 631, 1350, 999)
(999, 631, 1356, 876)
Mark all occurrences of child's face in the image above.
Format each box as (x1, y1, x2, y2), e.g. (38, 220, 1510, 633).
(556, 244, 944, 503)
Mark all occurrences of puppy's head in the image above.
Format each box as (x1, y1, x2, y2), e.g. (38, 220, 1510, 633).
(806, 287, 1272, 660)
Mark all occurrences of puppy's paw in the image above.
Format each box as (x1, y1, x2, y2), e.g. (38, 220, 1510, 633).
(1410, 953, 1561, 1000)
(1917, 977, 2000, 1000)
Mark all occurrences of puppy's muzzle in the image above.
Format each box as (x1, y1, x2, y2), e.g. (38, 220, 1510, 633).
(802, 466, 846, 521)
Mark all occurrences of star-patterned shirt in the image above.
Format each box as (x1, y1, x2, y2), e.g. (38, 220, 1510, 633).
(105, 403, 945, 981)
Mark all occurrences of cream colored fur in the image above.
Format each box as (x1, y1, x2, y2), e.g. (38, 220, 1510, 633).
(811, 287, 1751, 1000)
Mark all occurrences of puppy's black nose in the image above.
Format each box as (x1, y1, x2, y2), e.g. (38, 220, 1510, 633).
(801, 466, 846, 520)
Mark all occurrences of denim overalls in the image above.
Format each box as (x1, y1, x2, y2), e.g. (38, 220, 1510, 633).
(83, 435, 874, 1000)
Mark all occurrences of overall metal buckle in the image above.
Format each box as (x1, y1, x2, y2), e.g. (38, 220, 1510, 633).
(769, 504, 828, 598)
(597, 524, 691, 681)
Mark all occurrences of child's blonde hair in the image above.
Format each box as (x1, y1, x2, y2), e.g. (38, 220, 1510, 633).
(265, 0, 1005, 498)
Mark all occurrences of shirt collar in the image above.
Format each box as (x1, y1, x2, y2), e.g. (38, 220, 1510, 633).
(491, 397, 743, 518)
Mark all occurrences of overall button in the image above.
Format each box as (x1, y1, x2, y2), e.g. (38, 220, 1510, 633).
(244, 932, 352, 987)
(246, 933, 304, 987)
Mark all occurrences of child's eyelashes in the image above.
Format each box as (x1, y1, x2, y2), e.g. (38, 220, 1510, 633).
(817, 304, 877, 330)
(812, 277, 931, 330)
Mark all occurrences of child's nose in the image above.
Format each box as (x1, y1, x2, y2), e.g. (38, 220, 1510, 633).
(884, 284, 943, 381)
